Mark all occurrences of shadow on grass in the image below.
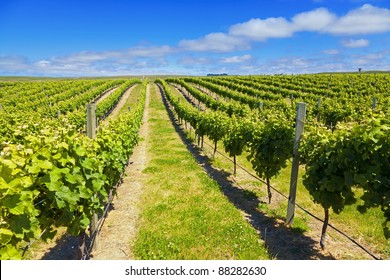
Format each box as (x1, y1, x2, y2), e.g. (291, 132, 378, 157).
(157, 83, 333, 260)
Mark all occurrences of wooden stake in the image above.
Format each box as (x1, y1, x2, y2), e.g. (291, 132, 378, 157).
(86, 103, 97, 139)
(86, 102, 98, 254)
(286, 102, 306, 225)
(317, 98, 321, 122)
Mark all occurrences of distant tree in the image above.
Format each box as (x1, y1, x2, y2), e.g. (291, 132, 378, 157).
(358, 68, 362, 72)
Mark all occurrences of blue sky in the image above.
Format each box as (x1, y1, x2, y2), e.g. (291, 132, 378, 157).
(0, 0, 390, 76)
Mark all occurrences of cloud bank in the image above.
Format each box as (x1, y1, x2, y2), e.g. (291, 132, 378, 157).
(0, 4, 389, 76)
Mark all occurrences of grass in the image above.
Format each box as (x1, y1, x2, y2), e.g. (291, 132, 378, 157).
(198, 136, 389, 259)
(118, 83, 144, 113)
(272, 162, 389, 258)
(132, 83, 269, 260)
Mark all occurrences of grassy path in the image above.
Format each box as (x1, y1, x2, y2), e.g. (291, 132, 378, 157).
(132, 83, 269, 259)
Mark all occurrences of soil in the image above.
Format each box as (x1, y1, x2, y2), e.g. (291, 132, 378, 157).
(95, 86, 119, 104)
(103, 84, 137, 121)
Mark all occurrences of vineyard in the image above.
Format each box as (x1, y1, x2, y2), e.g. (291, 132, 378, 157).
(0, 74, 389, 260)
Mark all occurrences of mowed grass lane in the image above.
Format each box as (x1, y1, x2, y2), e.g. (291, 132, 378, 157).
(133, 83, 269, 260)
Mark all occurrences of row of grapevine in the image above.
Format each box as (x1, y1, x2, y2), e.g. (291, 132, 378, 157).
(183, 77, 288, 111)
(0, 80, 106, 111)
(300, 116, 390, 244)
(0, 80, 140, 145)
(189, 76, 382, 128)
(161, 76, 390, 248)
(158, 79, 294, 206)
(0, 79, 146, 259)
(166, 78, 250, 117)
(235, 73, 390, 97)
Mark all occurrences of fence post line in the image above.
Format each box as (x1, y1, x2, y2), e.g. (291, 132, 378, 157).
(286, 102, 306, 225)
(86, 102, 98, 253)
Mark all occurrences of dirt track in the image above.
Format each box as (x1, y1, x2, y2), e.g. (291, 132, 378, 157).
(90, 83, 151, 259)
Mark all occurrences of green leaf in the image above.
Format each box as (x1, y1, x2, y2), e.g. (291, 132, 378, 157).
(27, 164, 41, 174)
(9, 214, 32, 236)
(38, 160, 53, 170)
(0, 177, 9, 189)
(81, 158, 94, 170)
(344, 171, 354, 187)
(2, 194, 25, 215)
(0, 228, 14, 245)
(0, 244, 22, 260)
(65, 173, 77, 184)
(74, 146, 86, 156)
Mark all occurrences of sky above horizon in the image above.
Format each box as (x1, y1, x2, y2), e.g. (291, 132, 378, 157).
(0, 0, 390, 76)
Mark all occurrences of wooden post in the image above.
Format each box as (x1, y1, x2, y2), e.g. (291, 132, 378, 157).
(372, 97, 377, 109)
(57, 110, 61, 118)
(197, 101, 201, 146)
(317, 98, 321, 122)
(286, 102, 306, 225)
(259, 102, 263, 110)
(86, 102, 98, 253)
(86, 103, 97, 139)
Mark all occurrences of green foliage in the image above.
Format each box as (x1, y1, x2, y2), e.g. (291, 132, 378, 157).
(247, 117, 294, 180)
(163, 74, 390, 239)
(0, 79, 146, 259)
(223, 117, 254, 157)
(301, 115, 390, 236)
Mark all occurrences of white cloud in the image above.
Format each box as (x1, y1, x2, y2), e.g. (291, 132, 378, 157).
(127, 45, 173, 57)
(229, 17, 294, 41)
(352, 51, 386, 66)
(323, 49, 340, 55)
(342, 39, 369, 48)
(221, 54, 252, 63)
(217, 4, 390, 44)
(0, 55, 29, 71)
(328, 4, 390, 35)
(178, 56, 213, 65)
(178, 32, 250, 52)
(291, 8, 336, 31)
(2, 4, 390, 76)
(35, 60, 51, 67)
(0, 45, 175, 76)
